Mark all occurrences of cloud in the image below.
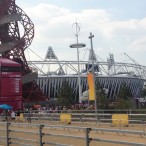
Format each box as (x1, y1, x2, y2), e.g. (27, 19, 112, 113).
(26, 3, 70, 20)
(128, 37, 146, 51)
(22, 3, 146, 65)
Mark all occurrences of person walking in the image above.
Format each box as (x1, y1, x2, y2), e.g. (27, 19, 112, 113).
(26, 109, 32, 123)
(11, 110, 16, 121)
(15, 109, 20, 122)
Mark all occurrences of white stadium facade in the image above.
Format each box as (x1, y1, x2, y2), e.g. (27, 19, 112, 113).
(28, 47, 146, 101)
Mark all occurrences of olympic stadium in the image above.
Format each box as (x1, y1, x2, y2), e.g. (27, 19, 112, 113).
(27, 46, 146, 102)
(0, 0, 145, 104)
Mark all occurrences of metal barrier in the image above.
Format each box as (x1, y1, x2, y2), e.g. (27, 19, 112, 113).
(0, 122, 90, 146)
(0, 122, 146, 146)
(22, 112, 146, 126)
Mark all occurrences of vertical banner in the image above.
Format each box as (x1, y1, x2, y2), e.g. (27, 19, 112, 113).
(87, 73, 95, 101)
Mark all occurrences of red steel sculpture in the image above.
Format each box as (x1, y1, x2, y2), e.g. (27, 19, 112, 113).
(0, 0, 47, 101)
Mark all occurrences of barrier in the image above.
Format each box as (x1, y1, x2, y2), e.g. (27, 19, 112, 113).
(19, 113, 24, 122)
(60, 113, 71, 124)
(112, 114, 129, 126)
(22, 111, 146, 126)
(0, 122, 146, 146)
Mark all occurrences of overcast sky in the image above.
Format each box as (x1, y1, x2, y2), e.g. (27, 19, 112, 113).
(16, 0, 146, 66)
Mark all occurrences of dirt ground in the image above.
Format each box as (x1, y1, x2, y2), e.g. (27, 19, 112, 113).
(0, 120, 146, 146)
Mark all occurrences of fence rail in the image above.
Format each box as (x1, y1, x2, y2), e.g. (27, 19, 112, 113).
(20, 112, 146, 127)
(0, 122, 146, 146)
(0, 110, 146, 146)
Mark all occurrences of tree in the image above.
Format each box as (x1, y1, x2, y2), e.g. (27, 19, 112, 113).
(57, 80, 75, 108)
(138, 85, 146, 109)
(116, 82, 134, 109)
(95, 80, 109, 109)
(140, 85, 146, 97)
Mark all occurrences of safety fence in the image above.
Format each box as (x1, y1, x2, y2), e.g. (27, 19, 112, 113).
(1, 111, 146, 128)
(21, 111, 146, 126)
(0, 122, 146, 146)
(1, 112, 146, 129)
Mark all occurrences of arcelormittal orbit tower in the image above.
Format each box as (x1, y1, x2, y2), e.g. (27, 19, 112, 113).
(0, 0, 47, 102)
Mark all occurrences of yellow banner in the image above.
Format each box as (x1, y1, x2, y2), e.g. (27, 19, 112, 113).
(87, 73, 95, 100)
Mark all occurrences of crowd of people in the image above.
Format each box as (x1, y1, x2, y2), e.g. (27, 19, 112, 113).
(0, 103, 95, 123)
(0, 109, 21, 122)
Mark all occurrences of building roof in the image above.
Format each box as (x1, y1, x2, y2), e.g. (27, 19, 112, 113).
(0, 58, 20, 66)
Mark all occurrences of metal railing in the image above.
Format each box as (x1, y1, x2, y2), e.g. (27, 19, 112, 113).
(20, 111, 146, 125)
(0, 122, 146, 146)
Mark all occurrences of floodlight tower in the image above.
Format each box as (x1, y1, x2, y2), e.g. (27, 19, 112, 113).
(45, 46, 65, 75)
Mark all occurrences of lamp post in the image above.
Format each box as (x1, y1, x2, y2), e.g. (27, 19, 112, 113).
(70, 43, 86, 103)
(70, 22, 86, 103)
(89, 32, 97, 120)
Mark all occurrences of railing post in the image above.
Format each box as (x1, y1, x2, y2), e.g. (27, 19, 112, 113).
(80, 115, 82, 124)
(82, 114, 84, 124)
(142, 120, 145, 136)
(94, 111, 98, 125)
(129, 108, 131, 114)
(85, 128, 91, 146)
(38, 124, 44, 146)
(6, 122, 10, 146)
(119, 119, 122, 130)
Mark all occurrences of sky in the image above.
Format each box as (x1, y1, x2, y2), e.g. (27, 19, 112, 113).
(16, 0, 146, 66)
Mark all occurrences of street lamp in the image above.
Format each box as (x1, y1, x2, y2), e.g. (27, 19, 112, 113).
(69, 22, 86, 103)
(70, 43, 86, 103)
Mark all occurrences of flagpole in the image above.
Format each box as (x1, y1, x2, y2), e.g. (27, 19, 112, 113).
(89, 32, 98, 122)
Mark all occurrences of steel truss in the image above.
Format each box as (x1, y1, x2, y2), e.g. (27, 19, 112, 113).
(0, 0, 47, 101)
(27, 60, 146, 101)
